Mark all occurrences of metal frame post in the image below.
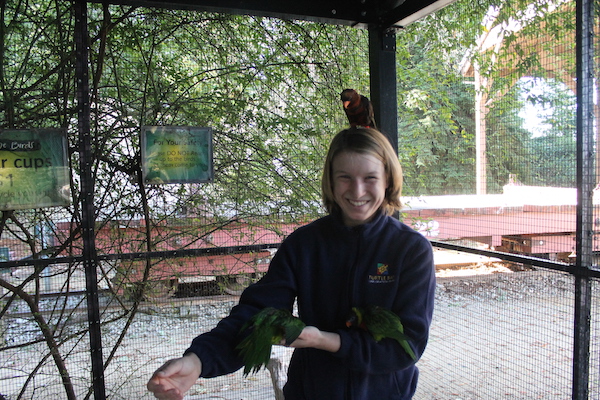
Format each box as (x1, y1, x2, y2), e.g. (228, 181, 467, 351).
(74, 1, 106, 399)
(573, 0, 595, 398)
(368, 25, 399, 154)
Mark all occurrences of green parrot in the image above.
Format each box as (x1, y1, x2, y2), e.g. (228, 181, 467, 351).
(346, 305, 417, 361)
(236, 307, 306, 375)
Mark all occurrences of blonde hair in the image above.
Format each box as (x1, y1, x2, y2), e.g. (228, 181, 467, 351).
(321, 127, 403, 216)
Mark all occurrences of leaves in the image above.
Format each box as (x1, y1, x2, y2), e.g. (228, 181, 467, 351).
(0, 4, 368, 397)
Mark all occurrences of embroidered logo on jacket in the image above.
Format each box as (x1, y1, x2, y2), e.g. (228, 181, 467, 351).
(368, 263, 396, 283)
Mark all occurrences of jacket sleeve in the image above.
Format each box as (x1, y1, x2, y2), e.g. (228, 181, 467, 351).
(333, 234, 436, 374)
(184, 240, 299, 378)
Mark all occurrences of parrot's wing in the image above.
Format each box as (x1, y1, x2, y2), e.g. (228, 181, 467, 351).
(371, 329, 411, 342)
(236, 324, 280, 375)
(283, 317, 306, 345)
(364, 306, 417, 361)
(263, 308, 305, 345)
(236, 308, 280, 375)
(399, 340, 417, 360)
(236, 307, 306, 375)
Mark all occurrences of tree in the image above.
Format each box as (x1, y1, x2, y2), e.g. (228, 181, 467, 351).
(521, 77, 576, 187)
(394, 1, 495, 195)
(463, 0, 577, 191)
(0, 3, 371, 398)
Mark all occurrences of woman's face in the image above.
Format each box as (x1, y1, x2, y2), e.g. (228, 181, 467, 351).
(332, 151, 387, 227)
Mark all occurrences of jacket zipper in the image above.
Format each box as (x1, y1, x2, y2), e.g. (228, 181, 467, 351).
(344, 226, 363, 399)
(346, 226, 363, 306)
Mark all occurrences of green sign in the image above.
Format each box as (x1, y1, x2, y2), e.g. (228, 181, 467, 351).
(0, 129, 70, 210)
(141, 126, 213, 184)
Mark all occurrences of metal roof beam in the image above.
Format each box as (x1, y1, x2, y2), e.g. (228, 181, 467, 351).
(89, 0, 457, 28)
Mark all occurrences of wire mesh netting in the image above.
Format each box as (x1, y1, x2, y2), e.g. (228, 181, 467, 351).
(1, 0, 600, 399)
(419, 270, 580, 399)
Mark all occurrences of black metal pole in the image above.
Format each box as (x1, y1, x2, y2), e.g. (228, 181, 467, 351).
(368, 25, 398, 154)
(573, 0, 595, 398)
(74, 1, 106, 399)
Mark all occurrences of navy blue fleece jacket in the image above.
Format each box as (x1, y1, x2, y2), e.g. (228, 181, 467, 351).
(185, 210, 436, 399)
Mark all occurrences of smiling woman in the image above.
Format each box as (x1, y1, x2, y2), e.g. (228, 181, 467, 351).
(331, 151, 387, 226)
(321, 127, 403, 220)
(148, 126, 436, 400)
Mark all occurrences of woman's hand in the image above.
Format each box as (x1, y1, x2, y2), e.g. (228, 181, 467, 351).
(147, 353, 202, 400)
(287, 326, 341, 353)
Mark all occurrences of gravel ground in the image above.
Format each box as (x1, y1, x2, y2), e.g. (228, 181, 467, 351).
(143, 266, 590, 400)
(3, 264, 598, 399)
(417, 269, 584, 400)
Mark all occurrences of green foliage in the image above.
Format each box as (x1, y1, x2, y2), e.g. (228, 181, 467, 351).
(521, 78, 576, 187)
(0, 1, 75, 128)
(0, 0, 579, 209)
(484, 84, 532, 192)
(0, 4, 371, 398)
(84, 8, 370, 223)
(410, 0, 578, 194)
(396, 8, 481, 195)
(528, 134, 576, 187)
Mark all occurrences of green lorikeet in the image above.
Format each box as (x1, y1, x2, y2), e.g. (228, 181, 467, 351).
(236, 307, 306, 375)
(346, 305, 417, 361)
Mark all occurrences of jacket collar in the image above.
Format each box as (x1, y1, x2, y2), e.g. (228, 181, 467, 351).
(330, 208, 387, 237)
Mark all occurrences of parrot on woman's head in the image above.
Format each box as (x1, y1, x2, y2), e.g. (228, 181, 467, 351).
(340, 88, 377, 129)
(346, 305, 417, 360)
(236, 307, 305, 375)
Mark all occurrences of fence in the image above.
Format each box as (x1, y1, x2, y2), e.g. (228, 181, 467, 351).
(1, 0, 599, 399)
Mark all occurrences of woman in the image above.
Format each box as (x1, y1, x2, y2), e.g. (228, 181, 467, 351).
(147, 127, 436, 400)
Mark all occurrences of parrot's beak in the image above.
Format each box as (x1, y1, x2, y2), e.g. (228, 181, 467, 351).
(342, 100, 351, 109)
(345, 316, 356, 328)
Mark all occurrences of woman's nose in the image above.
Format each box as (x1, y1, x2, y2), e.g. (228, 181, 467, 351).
(349, 179, 364, 196)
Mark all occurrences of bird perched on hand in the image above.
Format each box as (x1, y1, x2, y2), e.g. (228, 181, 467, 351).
(340, 88, 377, 129)
(236, 307, 306, 375)
(346, 305, 416, 360)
